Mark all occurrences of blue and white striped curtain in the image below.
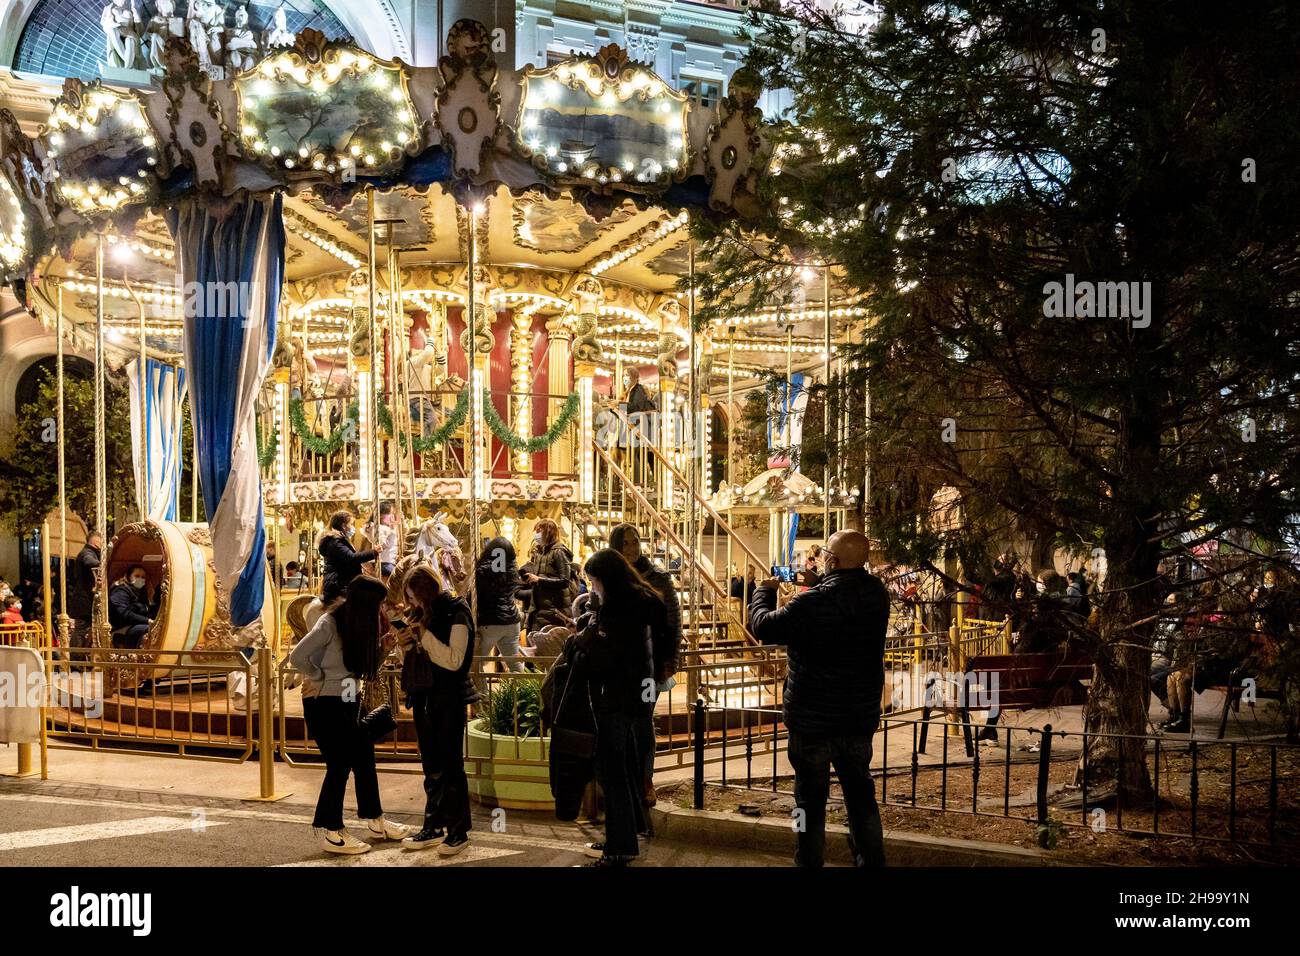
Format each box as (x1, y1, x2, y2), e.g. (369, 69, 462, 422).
(767, 372, 807, 562)
(127, 358, 187, 522)
(167, 194, 284, 630)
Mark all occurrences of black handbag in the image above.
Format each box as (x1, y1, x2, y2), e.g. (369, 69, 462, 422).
(549, 648, 596, 758)
(357, 677, 397, 742)
(400, 640, 435, 697)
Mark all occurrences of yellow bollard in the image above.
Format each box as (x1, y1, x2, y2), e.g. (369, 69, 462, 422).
(245, 644, 291, 802)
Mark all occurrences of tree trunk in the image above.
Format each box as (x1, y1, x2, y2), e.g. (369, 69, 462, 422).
(1074, 539, 1160, 804)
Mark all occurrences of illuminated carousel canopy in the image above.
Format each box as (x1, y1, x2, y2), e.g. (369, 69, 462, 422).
(0, 20, 775, 284)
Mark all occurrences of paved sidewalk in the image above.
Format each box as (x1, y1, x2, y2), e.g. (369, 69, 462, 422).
(0, 745, 793, 867)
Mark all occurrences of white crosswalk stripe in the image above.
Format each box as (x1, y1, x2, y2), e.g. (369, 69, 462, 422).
(0, 816, 227, 851)
(0, 792, 586, 857)
(276, 843, 523, 866)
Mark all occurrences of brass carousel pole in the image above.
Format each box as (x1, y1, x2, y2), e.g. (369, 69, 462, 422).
(687, 236, 699, 649)
(366, 188, 381, 545)
(93, 235, 109, 642)
(784, 322, 793, 569)
(822, 265, 831, 541)
(466, 203, 481, 626)
(726, 326, 734, 593)
(126, 276, 148, 519)
(55, 285, 70, 652)
(386, 238, 404, 555)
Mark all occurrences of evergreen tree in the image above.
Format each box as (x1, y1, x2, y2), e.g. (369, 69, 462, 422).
(697, 0, 1300, 798)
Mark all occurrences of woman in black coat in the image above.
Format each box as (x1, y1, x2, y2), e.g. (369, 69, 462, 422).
(575, 548, 666, 867)
(472, 536, 525, 697)
(317, 510, 378, 604)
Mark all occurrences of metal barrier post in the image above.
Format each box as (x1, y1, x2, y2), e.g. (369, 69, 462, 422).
(5, 624, 37, 779)
(246, 644, 292, 802)
(1035, 723, 1053, 832)
(693, 698, 705, 810)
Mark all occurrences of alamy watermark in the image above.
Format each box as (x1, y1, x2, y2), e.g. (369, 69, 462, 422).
(1042, 273, 1151, 328)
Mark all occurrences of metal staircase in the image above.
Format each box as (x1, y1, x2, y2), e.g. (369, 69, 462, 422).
(588, 406, 784, 717)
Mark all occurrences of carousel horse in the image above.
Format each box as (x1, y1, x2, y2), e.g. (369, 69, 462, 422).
(412, 512, 466, 595)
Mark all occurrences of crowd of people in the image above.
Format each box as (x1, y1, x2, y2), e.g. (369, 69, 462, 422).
(284, 507, 690, 865)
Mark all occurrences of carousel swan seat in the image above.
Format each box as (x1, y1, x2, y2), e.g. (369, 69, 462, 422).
(100, 520, 276, 691)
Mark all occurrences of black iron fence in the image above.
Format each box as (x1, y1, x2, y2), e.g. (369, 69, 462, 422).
(691, 701, 1300, 852)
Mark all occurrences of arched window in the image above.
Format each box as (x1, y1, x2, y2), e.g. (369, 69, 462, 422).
(13, 0, 351, 80)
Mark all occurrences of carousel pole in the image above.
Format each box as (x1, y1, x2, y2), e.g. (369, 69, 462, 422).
(39, 518, 51, 778)
(386, 238, 405, 554)
(784, 322, 793, 567)
(55, 285, 70, 651)
(127, 277, 149, 519)
(726, 326, 734, 590)
(687, 237, 699, 649)
(467, 202, 482, 626)
(822, 265, 831, 542)
(366, 188, 381, 544)
(93, 234, 110, 642)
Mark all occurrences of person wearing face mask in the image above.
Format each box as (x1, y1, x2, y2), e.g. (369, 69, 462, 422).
(749, 530, 889, 867)
(1, 596, 24, 626)
(108, 564, 156, 649)
(317, 510, 379, 605)
(520, 519, 573, 632)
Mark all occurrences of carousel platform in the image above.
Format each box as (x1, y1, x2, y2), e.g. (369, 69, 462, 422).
(43, 663, 780, 755)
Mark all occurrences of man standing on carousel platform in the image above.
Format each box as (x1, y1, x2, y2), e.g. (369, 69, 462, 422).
(68, 530, 102, 661)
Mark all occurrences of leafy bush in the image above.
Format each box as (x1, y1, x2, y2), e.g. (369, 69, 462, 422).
(484, 678, 543, 738)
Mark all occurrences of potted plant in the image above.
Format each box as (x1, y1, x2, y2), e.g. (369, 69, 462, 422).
(465, 678, 555, 811)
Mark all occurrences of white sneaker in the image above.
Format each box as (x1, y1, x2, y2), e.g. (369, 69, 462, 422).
(315, 827, 371, 855)
(363, 817, 411, 841)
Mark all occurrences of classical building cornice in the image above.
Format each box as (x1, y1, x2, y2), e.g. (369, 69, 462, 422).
(0, 68, 60, 135)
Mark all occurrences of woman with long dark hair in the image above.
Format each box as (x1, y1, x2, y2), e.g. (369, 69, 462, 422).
(317, 510, 379, 604)
(577, 548, 666, 866)
(289, 574, 409, 855)
(397, 565, 474, 855)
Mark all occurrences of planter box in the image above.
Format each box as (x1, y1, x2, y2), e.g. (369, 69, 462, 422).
(464, 717, 555, 811)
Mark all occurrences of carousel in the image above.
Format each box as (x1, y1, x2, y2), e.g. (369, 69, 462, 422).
(0, 20, 867, 766)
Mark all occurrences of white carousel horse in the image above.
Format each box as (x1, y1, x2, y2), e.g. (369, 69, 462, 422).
(413, 511, 466, 595)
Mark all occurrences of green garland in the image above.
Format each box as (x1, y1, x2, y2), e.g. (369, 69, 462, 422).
(287, 387, 577, 458)
(288, 397, 360, 455)
(255, 417, 279, 470)
(377, 388, 470, 453)
(482, 389, 580, 453)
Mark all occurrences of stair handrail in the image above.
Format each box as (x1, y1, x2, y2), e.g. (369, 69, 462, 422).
(592, 440, 757, 646)
(601, 402, 769, 582)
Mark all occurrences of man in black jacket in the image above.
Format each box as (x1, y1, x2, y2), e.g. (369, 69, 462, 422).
(68, 532, 102, 655)
(749, 529, 888, 867)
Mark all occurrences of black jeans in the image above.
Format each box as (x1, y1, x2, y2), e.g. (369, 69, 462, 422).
(787, 727, 885, 868)
(112, 623, 150, 649)
(594, 709, 644, 858)
(635, 695, 656, 801)
(410, 692, 472, 837)
(303, 695, 382, 830)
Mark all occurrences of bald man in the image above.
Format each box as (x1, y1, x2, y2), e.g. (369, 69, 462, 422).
(750, 529, 888, 867)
